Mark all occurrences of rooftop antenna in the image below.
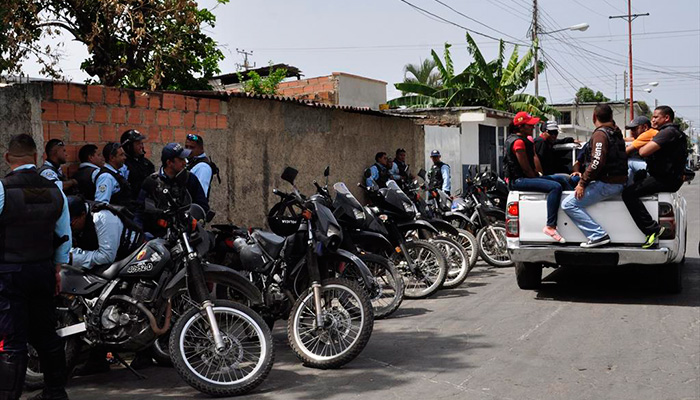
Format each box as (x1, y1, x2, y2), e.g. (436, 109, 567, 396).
(235, 48, 255, 71)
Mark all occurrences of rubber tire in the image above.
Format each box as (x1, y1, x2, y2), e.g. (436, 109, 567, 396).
(660, 262, 683, 294)
(25, 309, 81, 390)
(287, 278, 374, 369)
(151, 334, 172, 367)
(393, 239, 448, 299)
(342, 253, 405, 319)
(431, 235, 470, 289)
(477, 223, 514, 267)
(456, 229, 479, 274)
(169, 300, 274, 397)
(515, 262, 542, 290)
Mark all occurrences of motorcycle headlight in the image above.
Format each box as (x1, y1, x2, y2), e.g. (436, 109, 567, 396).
(403, 201, 414, 212)
(327, 224, 341, 239)
(353, 208, 365, 220)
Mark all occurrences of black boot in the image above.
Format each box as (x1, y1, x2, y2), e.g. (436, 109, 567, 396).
(28, 345, 69, 400)
(0, 352, 28, 400)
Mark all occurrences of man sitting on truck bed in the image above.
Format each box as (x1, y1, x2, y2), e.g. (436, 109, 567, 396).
(562, 104, 628, 248)
(622, 105, 688, 249)
(624, 116, 658, 186)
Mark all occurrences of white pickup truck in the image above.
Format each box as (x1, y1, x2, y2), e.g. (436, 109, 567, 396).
(505, 146, 689, 293)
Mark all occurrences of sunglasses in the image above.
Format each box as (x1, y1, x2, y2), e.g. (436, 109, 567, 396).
(187, 134, 201, 142)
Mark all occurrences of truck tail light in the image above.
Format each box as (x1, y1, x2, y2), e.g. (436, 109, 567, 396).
(658, 202, 675, 239)
(505, 201, 519, 238)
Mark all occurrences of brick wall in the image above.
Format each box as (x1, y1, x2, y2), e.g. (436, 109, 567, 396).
(275, 75, 338, 105)
(40, 83, 229, 176)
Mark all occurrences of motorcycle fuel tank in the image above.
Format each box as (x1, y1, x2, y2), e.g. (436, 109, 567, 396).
(118, 239, 171, 278)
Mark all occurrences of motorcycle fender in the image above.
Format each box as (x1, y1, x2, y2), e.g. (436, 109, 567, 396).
(426, 219, 459, 236)
(162, 263, 263, 306)
(333, 249, 376, 290)
(350, 231, 394, 254)
(397, 219, 439, 234)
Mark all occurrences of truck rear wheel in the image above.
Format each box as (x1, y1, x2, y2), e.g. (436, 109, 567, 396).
(660, 262, 683, 294)
(515, 262, 542, 290)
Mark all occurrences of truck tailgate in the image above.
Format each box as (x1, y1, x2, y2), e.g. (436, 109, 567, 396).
(518, 192, 657, 244)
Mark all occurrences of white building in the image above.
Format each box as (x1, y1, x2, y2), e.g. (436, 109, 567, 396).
(549, 101, 644, 141)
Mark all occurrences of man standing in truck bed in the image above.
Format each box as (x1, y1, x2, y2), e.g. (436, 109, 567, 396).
(562, 104, 628, 248)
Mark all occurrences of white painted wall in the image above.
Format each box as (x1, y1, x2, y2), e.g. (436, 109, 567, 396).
(336, 73, 387, 110)
(424, 125, 461, 191)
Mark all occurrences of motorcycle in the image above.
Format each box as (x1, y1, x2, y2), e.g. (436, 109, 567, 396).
(29, 192, 274, 397)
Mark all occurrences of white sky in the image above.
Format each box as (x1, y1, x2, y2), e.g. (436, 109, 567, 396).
(22, 0, 700, 127)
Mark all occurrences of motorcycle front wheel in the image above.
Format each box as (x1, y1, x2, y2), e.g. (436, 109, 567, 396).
(340, 253, 405, 319)
(392, 239, 447, 299)
(431, 235, 470, 289)
(477, 222, 513, 267)
(288, 278, 374, 369)
(169, 300, 274, 397)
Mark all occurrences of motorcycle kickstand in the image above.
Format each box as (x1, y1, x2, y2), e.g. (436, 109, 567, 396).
(111, 352, 147, 380)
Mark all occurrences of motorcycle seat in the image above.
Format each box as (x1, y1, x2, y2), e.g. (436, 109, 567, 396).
(252, 230, 286, 259)
(92, 257, 132, 280)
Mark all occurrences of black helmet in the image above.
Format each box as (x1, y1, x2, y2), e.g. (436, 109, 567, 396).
(120, 129, 146, 146)
(267, 202, 302, 237)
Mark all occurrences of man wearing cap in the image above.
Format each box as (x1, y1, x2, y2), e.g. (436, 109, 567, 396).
(534, 121, 577, 176)
(120, 130, 155, 198)
(624, 116, 658, 186)
(0, 134, 72, 400)
(73, 144, 104, 201)
(427, 150, 451, 195)
(136, 143, 209, 238)
(184, 134, 220, 199)
(38, 139, 78, 194)
(504, 111, 567, 242)
(94, 143, 131, 207)
(365, 152, 392, 188)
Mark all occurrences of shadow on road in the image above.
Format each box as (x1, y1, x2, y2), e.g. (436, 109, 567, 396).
(534, 257, 700, 307)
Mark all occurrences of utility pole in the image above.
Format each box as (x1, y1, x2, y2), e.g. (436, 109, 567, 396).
(610, 1, 649, 120)
(532, 0, 539, 97)
(235, 48, 255, 70)
(623, 70, 628, 125)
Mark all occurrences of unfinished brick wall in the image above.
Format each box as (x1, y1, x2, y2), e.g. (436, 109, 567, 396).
(40, 82, 229, 176)
(276, 75, 338, 105)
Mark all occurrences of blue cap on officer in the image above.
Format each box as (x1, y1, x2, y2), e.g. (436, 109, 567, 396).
(161, 142, 191, 164)
(430, 150, 441, 157)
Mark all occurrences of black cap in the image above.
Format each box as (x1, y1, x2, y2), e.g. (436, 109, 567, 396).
(625, 116, 651, 129)
(161, 142, 192, 164)
(67, 196, 87, 220)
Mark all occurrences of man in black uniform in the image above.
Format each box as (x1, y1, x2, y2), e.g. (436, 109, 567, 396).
(534, 121, 577, 175)
(390, 148, 413, 185)
(120, 130, 155, 199)
(427, 150, 451, 195)
(38, 139, 78, 194)
(622, 105, 688, 248)
(0, 134, 72, 400)
(73, 144, 104, 201)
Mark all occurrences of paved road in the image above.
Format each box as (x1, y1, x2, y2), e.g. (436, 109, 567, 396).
(25, 182, 700, 400)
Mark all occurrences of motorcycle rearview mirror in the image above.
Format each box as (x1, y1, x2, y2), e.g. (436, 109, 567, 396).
(281, 167, 298, 185)
(417, 168, 426, 180)
(323, 166, 330, 177)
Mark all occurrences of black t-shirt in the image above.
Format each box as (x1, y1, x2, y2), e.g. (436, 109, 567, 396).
(647, 123, 687, 180)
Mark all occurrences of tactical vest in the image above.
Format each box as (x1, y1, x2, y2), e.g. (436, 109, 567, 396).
(95, 167, 132, 208)
(373, 163, 391, 188)
(74, 165, 98, 201)
(37, 160, 64, 181)
(124, 155, 155, 199)
(590, 126, 628, 180)
(0, 169, 65, 263)
(503, 134, 536, 182)
(428, 162, 449, 190)
(646, 124, 688, 181)
(394, 160, 409, 180)
(187, 156, 220, 197)
(76, 203, 144, 262)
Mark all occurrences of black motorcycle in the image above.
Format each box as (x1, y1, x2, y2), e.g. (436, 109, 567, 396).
(214, 167, 374, 369)
(29, 192, 274, 397)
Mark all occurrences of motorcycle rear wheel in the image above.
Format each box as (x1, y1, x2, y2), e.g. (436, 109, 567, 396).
(340, 253, 405, 319)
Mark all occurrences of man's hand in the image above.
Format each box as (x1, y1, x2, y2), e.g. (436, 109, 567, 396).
(575, 183, 585, 200)
(55, 264, 62, 295)
(571, 171, 582, 178)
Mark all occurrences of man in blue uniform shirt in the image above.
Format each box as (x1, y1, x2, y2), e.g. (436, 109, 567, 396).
(37, 139, 78, 194)
(427, 150, 451, 195)
(184, 134, 219, 199)
(0, 134, 71, 400)
(94, 142, 131, 207)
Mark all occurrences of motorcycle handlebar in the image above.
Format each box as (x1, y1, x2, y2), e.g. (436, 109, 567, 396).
(273, 188, 290, 198)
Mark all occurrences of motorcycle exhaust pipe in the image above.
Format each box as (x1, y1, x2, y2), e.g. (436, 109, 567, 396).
(112, 295, 173, 336)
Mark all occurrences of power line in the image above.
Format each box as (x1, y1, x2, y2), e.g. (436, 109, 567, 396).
(432, 0, 525, 44)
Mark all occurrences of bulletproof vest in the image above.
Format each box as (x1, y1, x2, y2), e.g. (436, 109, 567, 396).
(74, 165, 98, 201)
(95, 167, 132, 208)
(590, 126, 628, 179)
(187, 156, 220, 196)
(0, 169, 65, 263)
(646, 125, 688, 181)
(124, 154, 155, 199)
(394, 160, 409, 179)
(140, 172, 192, 237)
(37, 160, 64, 181)
(428, 162, 449, 190)
(76, 203, 144, 262)
(373, 163, 391, 188)
(503, 134, 535, 182)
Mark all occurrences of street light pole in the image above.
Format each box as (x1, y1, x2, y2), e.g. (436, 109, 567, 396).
(532, 0, 539, 97)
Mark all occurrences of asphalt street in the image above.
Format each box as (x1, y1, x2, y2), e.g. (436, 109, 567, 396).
(25, 181, 700, 400)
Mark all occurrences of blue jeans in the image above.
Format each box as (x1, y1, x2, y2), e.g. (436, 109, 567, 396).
(512, 177, 564, 227)
(542, 174, 574, 190)
(627, 159, 647, 186)
(562, 181, 625, 240)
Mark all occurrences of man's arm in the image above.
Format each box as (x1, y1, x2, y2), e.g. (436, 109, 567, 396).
(515, 151, 538, 178)
(533, 153, 544, 174)
(71, 212, 121, 269)
(191, 163, 213, 196)
(94, 174, 115, 203)
(441, 165, 451, 193)
(580, 131, 608, 187)
(389, 163, 401, 180)
(53, 192, 72, 264)
(366, 165, 378, 187)
(188, 175, 210, 212)
(554, 137, 576, 145)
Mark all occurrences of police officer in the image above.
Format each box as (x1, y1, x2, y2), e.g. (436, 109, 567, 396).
(135, 143, 209, 238)
(390, 148, 412, 185)
(73, 144, 104, 201)
(623, 105, 688, 248)
(184, 134, 219, 199)
(0, 134, 71, 400)
(365, 152, 391, 188)
(427, 150, 451, 195)
(38, 139, 78, 194)
(94, 143, 131, 207)
(121, 130, 155, 199)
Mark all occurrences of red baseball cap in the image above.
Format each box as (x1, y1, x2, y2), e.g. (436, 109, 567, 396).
(513, 111, 540, 126)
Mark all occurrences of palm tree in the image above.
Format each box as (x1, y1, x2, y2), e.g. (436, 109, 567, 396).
(389, 34, 559, 118)
(402, 58, 441, 93)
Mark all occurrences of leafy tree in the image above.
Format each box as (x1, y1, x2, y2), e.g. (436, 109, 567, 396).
(388, 34, 559, 118)
(402, 58, 441, 94)
(575, 87, 610, 103)
(0, 0, 228, 90)
(237, 63, 287, 95)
